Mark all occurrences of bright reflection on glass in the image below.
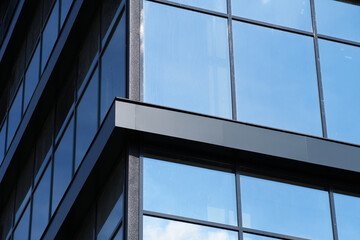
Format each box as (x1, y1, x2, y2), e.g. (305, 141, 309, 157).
(24, 43, 40, 110)
(232, 0, 312, 31)
(143, 216, 238, 240)
(319, 40, 360, 144)
(315, 0, 360, 42)
(168, 0, 226, 13)
(7, 83, 23, 149)
(144, 2, 232, 118)
(240, 175, 333, 240)
(243, 233, 280, 240)
(233, 21, 322, 136)
(143, 157, 237, 226)
(13, 203, 30, 240)
(334, 193, 360, 240)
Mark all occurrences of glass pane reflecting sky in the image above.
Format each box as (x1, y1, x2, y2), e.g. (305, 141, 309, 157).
(232, 0, 312, 31)
(24, 43, 40, 110)
(143, 157, 237, 226)
(240, 175, 333, 240)
(319, 40, 360, 145)
(144, 1, 232, 118)
(168, 0, 226, 13)
(7, 83, 23, 149)
(233, 21, 322, 136)
(315, 0, 360, 42)
(334, 193, 360, 240)
(243, 233, 280, 240)
(143, 216, 238, 240)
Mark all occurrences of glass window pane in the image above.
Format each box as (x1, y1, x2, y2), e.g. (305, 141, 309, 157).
(52, 117, 74, 214)
(100, 14, 126, 122)
(144, 2, 232, 118)
(75, 69, 99, 170)
(60, 0, 73, 27)
(24, 43, 40, 110)
(143, 157, 237, 226)
(13, 203, 30, 240)
(243, 233, 280, 240)
(334, 193, 360, 240)
(240, 175, 333, 240)
(31, 164, 51, 240)
(233, 21, 322, 136)
(0, 192, 14, 240)
(7, 83, 23, 149)
(101, 0, 121, 40)
(113, 225, 123, 240)
(319, 40, 360, 144)
(41, 1, 59, 72)
(315, 0, 360, 42)
(143, 216, 238, 240)
(167, 0, 226, 13)
(232, 0, 312, 31)
(0, 123, 5, 162)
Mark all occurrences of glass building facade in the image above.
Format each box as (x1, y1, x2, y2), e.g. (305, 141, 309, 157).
(0, 0, 359, 240)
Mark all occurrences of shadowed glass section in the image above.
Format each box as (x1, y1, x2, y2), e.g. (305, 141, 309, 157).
(243, 233, 280, 240)
(144, 2, 232, 118)
(100, 14, 126, 122)
(31, 164, 51, 240)
(319, 40, 360, 144)
(144, 157, 237, 226)
(240, 175, 333, 240)
(13, 203, 30, 240)
(75, 68, 99, 170)
(232, 0, 312, 31)
(0, 123, 5, 162)
(41, 1, 59, 72)
(7, 82, 23, 149)
(24, 43, 40, 110)
(334, 193, 360, 240)
(167, 0, 226, 13)
(60, 0, 73, 26)
(315, 0, 360, 42)
(143, 216, 238, 240)
(52, 117, 74, 214)
(233, 21, 322, 136)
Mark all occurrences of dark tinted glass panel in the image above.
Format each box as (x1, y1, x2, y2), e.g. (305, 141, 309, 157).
(24, 43, 40, 110)
(101, 0, 121, 40)
(144, 2, 232, 118)
(319, 40, 360, 144)
(13, 203, 30, 240)
(243, 234, 280, 240)
(144, 157, 237, 225)
(0, 123, 5, 162)
(334, 193, 360, 240)
(143, 216, 238, 240)
(60, 0, 73, 26)
(0, 192, 14, 240)
(41, 1, 59, 72)
(75, 69, 98, 170)
(169, 0, 226, 12)
(52, 117, 74, 214)
(7, 83, 23, 149)
(232, 0, 312, 31)
(315, 0, 360, 42)
(240, 175, 332, 240)
(26, 2, 41, 63)
(100, 15, 126, 122)
(10, 42, 26, 100)
(74, 207, 95, 240)
(233, 21, 322, 136)
(96, 160, 124, 240)
(31, 164, 51, 240)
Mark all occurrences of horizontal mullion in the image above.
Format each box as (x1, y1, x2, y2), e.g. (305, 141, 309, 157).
(143, 210, 239, 232)
(317, 34, 360, 48)
(243, 227, 311, 240)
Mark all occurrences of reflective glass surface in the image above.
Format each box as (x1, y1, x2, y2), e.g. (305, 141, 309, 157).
(61, 0, 73, 26)
(240, 175, 333, 240)
(31, 165, 51, 240)
(0, 123, 5, 162)
(315, 0, 360, 42)
(13, 203, 30, 240)
(100, 15, 126, 122)
(334, 193, 360, 240)
(243, 233, 280, 240)
(144, 2, 232, 118)
(7, 83, 23, 149)
(144, 157, 237, 226)
(168, 0, 226, 13)
(319, 40, 360, 144)
(52, 117, 74, 214)
(233, 21, 322, 136)
(143, 216, 238, 240)
(232, 0, 312, 31)
(75, 69, 99, 170)
(113, 225, 123, 240)
(24, 43, 40, 110)
(41, 1, 59, 72)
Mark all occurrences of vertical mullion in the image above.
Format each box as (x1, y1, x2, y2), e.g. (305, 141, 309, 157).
(329, 188, 339, 240)
(309, 0, 327, 138)
(235, 161, 243, 240)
